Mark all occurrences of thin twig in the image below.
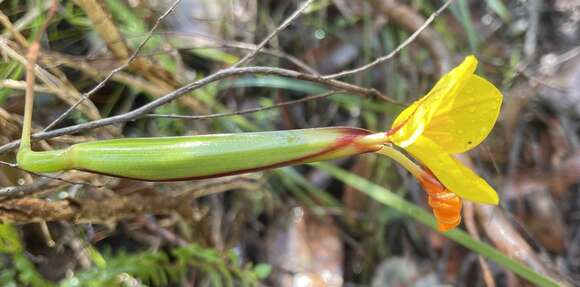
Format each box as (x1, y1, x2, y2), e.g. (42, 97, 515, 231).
(323, 0, 454, 79)
(42, 51, 168, 96)
(372, 0, 451, 75)
(142, 90, 339, 120)
(0, 9, 28, 47)
(0, 178, 52, 199)
(0, 65, 392, 154)
(76, 29, 320, 75)
(0, 171, 94, 199)
(42, 0, 183, 132)
(520, 69, 567, 92)
(0, 154, 95, 192)
(214, 42, 320, 74)
(231, 0, 315, 68)
(49, 35, 320, 75)
(0, 160, 17, 169)
(171, 38, 320, 75)
(555, 45, 580, 66)
(0, 37, 102, 121)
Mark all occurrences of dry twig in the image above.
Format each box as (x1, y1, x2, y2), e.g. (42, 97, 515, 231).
(45, 0, 185, 132)
(0, 65, 391, 154)
(232, 0, 316, 68)
(371, 0, 452, 76)
(0, 38, 102, 122)
(323, 0, 454, 79)
(143, 90, 339, 120)
(165, 35, 319, 74)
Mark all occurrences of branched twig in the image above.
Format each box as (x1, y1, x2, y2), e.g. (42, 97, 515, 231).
(42, 0, 183, 132)
(222, 43, 320, 74)
(143, 90, 339, 120)
(323, 0, 454, 79)
(73, 29, 321, 74)
(42, 52, 168, 96)
(371, 0, 452, 76)
(231, 0, 316, 68)
(0, 66, 392, 154)
(0, 0, 393, 157)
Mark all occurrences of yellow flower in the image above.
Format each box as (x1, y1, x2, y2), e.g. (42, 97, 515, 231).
(387, 55, 502, 205)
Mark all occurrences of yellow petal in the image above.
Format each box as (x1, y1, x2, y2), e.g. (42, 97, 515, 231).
(390, 56, 478, 147)
(423, 75, 503, 153)
(405, 136, 499, 204)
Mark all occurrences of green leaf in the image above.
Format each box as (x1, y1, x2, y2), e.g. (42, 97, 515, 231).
(253, 264, 272, 279)
(58, 243, 259, 286)
(0, 224, 53, 287)
(449, 0, 478, 51)
(485, 0, 510, 22)
(189, 48, 239, 65)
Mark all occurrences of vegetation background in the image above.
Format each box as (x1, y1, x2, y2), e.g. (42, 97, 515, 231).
(0, 0, 579, 286)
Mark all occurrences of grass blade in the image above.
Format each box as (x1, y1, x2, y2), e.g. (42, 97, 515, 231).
(313, 162, 561, 287)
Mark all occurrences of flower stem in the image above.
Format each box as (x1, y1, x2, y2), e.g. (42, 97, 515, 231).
(376, 144, 426, 179)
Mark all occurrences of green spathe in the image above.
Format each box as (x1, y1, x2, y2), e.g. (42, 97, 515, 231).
(18, 128, 381, 181)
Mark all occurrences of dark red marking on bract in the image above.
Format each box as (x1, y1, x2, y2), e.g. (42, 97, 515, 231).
(385, 94, 431, 138)
(78, 128, 380, 182)
(385, 119, 407, 137)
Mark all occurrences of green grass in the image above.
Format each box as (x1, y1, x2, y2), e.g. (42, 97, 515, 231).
(313, 162, 561, 287)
